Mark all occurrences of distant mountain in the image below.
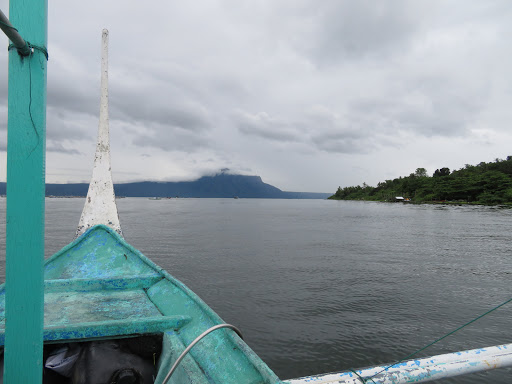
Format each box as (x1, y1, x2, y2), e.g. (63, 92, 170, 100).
(0, 174, 330, 199)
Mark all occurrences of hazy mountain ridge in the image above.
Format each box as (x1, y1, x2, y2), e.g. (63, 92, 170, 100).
(0, 174, 330, 199)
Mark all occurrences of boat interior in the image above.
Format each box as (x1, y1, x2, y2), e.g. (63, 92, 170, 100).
(1, 335, 162, 383)
(0, 225, 279, 383)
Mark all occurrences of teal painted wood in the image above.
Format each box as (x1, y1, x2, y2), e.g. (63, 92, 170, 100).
(43, 275, 163, 292)
(4, 0, 48, 382)
(0, 316, 191, 345)
(0, 224, 282, 383)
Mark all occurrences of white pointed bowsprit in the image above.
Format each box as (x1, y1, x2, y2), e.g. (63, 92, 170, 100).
(76, 29, 122, 238)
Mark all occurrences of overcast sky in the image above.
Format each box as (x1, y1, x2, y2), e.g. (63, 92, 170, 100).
(1, 1, 512, 193)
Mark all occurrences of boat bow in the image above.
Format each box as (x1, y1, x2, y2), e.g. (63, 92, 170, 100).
(76, 29, 121, 238)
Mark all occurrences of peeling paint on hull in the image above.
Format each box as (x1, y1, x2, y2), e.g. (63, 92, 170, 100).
(76, 30, 121, 238)
(0, 225, 281, 383)
(284, 343, 512, 383)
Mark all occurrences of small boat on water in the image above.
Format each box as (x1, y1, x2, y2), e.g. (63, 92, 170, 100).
(2, 8, 512, 384)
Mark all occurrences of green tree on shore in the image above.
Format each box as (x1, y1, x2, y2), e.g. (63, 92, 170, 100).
(329, 157, 512, 204)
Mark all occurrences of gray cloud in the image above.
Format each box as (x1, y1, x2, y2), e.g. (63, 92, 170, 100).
(236, 111, 301, 142)
(0, 109, 6, 132)
(0, 75, 6, 104)
(234, 91, 479, 156)
(47, 79, 97, 117)
(311, 135, 374, 154)
(130, 122, 209, 152)
(235, 106, 377, 155)
(45, 44, 100, 117)
(1, 0, 512, 192)
(398, 77, 486, 137)
(46, 141, 82, 155)
(349, 76, 487, 139)
(111, 93, 210, 132)
(107, 66, 213, 132)
(304, 106, 377, 154)
(299, 1, 426, 64)
(46, 108, 91, 142)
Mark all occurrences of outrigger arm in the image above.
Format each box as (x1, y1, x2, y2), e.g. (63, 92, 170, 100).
(0, 9, 30, 55)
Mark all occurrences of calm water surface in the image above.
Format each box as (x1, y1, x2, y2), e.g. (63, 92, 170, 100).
(0, 197, 511, 382)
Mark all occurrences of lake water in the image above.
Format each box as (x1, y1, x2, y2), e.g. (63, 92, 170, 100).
(0, 197, 512, 382)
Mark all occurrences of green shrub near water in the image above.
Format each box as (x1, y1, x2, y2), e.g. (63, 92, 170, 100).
(329, 157, 512, 205)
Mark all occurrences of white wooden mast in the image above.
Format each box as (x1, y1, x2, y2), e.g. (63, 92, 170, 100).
(76, 29, 122, 238)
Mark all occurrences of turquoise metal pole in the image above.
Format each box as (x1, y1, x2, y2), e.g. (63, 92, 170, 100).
(4, 0, 48, 382)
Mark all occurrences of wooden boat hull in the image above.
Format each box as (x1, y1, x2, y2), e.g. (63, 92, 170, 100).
(0, 224, 281, 383)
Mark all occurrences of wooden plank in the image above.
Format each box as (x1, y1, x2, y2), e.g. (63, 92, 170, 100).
(43, 289, 163, 326)
(0, 316, 191, 344)
(43, 275, 163, 292)
(4, 0, 48, 382)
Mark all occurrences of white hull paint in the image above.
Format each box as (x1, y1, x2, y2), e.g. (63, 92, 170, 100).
(76, 29, 121, 238)
(285, 343, 512, 383)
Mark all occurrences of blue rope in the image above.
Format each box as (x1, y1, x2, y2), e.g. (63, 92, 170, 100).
(349, 369, 377, 383)
(369, 295, 512, 380)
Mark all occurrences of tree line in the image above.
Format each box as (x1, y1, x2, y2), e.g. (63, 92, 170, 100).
(330, 156, 512, 205)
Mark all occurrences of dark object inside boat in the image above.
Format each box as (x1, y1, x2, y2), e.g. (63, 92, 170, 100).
(0, 334, 162, 384)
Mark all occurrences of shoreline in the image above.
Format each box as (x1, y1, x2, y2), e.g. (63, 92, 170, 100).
(327, 196, 512, 207)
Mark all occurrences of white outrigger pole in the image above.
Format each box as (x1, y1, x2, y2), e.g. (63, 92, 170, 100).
(76, 29, 122, 238)
(285, 342, 512, 383)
